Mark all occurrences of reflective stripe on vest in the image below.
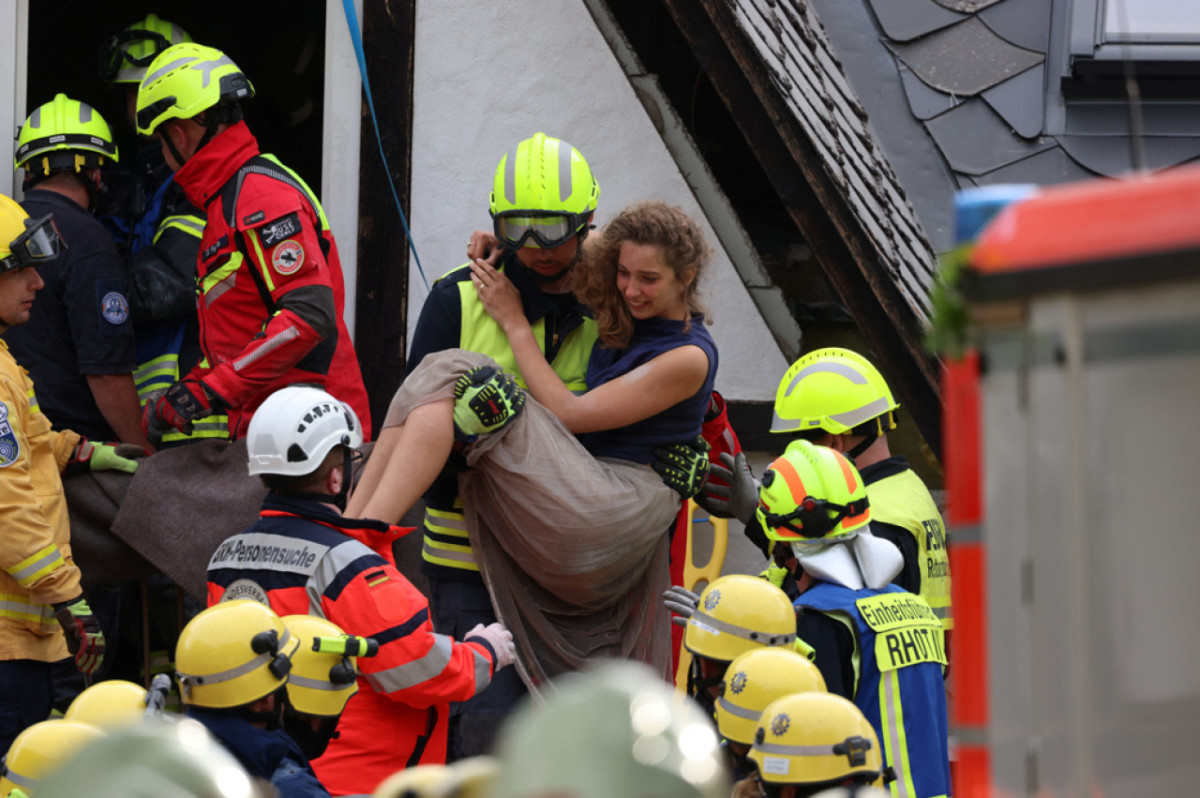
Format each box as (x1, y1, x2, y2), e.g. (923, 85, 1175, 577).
(867, 469, 953, 630)
(419, 282, 597, 572)
(134, 354, 231, 443)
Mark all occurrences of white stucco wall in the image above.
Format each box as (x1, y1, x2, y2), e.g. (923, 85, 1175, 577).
(409, 0, 788, 401)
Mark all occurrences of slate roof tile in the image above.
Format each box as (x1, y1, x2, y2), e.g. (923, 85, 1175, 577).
(867, 0, 965, 43)
(980, 64, 1046, 138)
(889, 17, 1044, 97)
(733, 0, 939, 319)
(926, 99, 1055, 174)
(899, 61, 961, 119)
(978, 0, 1052, 53)
(973, 145, 1096, 185)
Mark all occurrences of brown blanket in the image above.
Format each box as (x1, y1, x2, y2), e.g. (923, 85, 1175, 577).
(385, 349, 678, 692)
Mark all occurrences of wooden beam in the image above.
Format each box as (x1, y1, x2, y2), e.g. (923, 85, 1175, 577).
(659, 0, 943, 455)
(354, 0, 416, 433)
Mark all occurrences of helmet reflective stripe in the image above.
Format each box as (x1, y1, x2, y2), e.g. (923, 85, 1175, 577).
(773, 361, 878, 431)
(287, 673, 344, 692)
(177, 628, 290, 691)
(755, 742, 846, 757)
(499, 138, 574, 208)
(143, 55, 199, 86)
(690, 608, 795, 647)
(716, 697, 762, 721)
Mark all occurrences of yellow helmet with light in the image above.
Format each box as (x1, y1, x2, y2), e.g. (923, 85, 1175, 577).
(756, 441, 871, 544)
(0, 720, 104, 797)
(771, 348, 898, 438)
(748, 692, 883, 791)
(175, 599, 298, 709)
(281, 614, 372, 717)
(15, 94, 119, 177)
(489, 132, 599, 251)
(684, 574, 797, 664)
(64, 680, 148, 730)
(717, 647, 827, 746)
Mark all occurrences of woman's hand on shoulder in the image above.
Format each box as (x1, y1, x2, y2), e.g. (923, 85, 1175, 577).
(470, 258, 525, 333)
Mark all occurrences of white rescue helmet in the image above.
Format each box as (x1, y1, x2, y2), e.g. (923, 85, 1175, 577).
(247, 385, 363, 477)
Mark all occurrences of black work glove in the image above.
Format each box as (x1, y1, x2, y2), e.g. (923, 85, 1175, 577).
(452, 366, 527, 441)
(695, 451, 760, 525)
(53, 596, 105, 675)
(652, 435, 711, 499)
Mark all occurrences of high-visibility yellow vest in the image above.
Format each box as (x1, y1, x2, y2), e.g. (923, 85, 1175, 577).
(867, 468, 953, 630)
(420, 276, 597, 572)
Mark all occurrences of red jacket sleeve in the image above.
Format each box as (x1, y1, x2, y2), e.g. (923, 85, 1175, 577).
(322, 562, 495, 708)
(199, 188, 338, 407)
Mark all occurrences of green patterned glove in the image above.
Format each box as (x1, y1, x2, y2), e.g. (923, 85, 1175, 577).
(652, 435, 711, 499)
(452, 366, 527, 440)
(65, 438, 141, 475)
(53, 597, 106, 675)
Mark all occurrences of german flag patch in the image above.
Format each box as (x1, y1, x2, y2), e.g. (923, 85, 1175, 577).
(364, 569, 390, 588)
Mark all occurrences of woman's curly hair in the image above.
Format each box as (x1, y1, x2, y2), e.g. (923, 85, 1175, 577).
(577, 201, 710, 349)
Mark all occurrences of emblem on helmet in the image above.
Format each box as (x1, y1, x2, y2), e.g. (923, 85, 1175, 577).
(703, 589, 721, 612)
(770, 712, 791, 737)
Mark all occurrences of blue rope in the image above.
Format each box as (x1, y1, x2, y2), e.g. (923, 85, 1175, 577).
(341, 0, 429, 291)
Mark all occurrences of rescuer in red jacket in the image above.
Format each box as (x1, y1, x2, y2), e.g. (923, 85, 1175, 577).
(207, 385, 515, 795)
(134, 43, 371, 443)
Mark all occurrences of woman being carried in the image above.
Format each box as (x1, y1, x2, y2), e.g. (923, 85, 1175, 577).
(348, 201, 717, 684)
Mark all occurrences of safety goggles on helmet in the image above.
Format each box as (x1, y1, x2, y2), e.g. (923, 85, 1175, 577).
(759, 472, 870, 541)
(98, 30, 171, 83)
(492, 211, 589, 250)
(0, 215, 65, 274)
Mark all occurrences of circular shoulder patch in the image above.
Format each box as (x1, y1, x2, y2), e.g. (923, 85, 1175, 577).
(101, 291, 130, 325)
(272, 240, 305, 275)
(221, 578, 271, 606)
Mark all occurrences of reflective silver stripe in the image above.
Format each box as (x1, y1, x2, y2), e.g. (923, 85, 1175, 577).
(828, 396, 893, 430)
(161, 214, 205, 236)
(288, 673, 341, 692)
(424, 508, 467, 532)
(205, 273, 238, 307)
(882, 669, 913, 798)
(557, 137, 573, 203)
(4, 767, 34, 790)
(177, 629, 292, 688)
(716, 696, 761, 721)
(144, 56, 198, 86)
(364, 634, 454, 694)
(754, 741, 836, 757)
(309, 539, 374, 595)
(79, 103, 92, 123)
(472, 647, 492, 692)
(420, 540, 478, 565)
(932, 606, 950, 620)
(9, 547, 64, 585)
(783, 362, 867, 396)
(29, 107, 40, 127)
(191, 56, 237, 89)
(233, 326, 300, 371)
(502, 145, 518, 207)
(690, 609, 795, 647)
(0, 596, 57, 626)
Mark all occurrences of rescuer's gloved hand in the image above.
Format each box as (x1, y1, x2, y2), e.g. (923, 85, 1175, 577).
(758, 564, 790, 590)
(696, 451, 759, 524)
(465, 622, 516, 670)
(65, 438, 142, 475)
(53, 597, 105, 675)
(652, 435, 711, 499)
(452, 366, 526, 441)
(663, 585, 700, 629)
(142, 377, 218, 445)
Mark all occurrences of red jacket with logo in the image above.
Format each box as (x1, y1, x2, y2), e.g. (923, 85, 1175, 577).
(172, 122, 371, 439)
(207, 495, 498, 795)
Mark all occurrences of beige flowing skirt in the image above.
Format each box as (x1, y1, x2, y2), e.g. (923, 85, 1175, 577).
(385, 349, 678, 691)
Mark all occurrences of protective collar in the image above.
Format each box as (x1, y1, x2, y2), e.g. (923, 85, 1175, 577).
(790, 525, 902, 590)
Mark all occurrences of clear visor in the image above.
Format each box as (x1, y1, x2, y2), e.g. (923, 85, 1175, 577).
(493, 213, 576, 250)
(2, 214, 66, 273)
(19, 215, 65, 260)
